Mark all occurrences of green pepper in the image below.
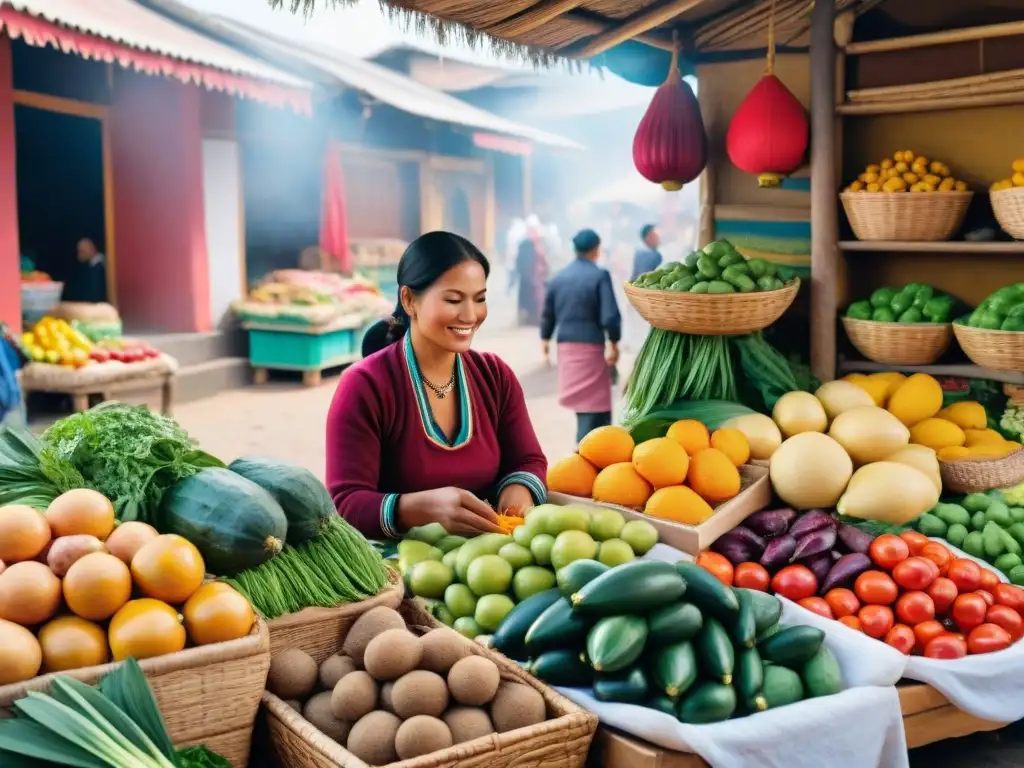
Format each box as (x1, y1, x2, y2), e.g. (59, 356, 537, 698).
(872, 307, 897, 322)
(890, 293, 912, 315)
(770, 277, 785, 290)
(898, 307, 923, 323)
(690, 281, 711, 294)
(756, 275, 776, 292)
(670, 275, 698, 292)
(683, 251, 702, 268)
(734, 274, 756, 292)
(762, 262, 780, 279)
(1008, 304, 1024, 319)
(846, 300, 873, 320)
(706, 280, 736, 294)
(696, 255, 722, 279)
(703, 241, 732, 260)
(988, 288, 1021, 315)
(719, 251, 745, 268)
(922, 295, 954, 323)
(1002, 316, 1024, 332)
(658, 274, 677, 289)
(721, 265, 749, 286)
(870, 287, 898, 308)
(746, 259, 768, 278)
(912, 285, 935, 309)
(977, 311, 1005, 330)
(661, 261, 683, 272)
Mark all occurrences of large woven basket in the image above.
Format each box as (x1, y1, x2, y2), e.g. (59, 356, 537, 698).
(940, 448, 1024, 493)
(263, 599, 599, 768)
(992, 186, 1024, 239)
(840, 191, 973, 241)
(623, 278, 800, 335)
(0, 618, 270, 767)
(842, 317, 954, 365)
(952, 323, 1024, 371)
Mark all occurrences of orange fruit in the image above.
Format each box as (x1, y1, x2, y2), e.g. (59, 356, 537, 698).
(38, 615, 109, 672)
(183, 582, 255, 646)
(632, 438, 689, 488)
(666, 419, 710, 455)
(592, 463, 653, 507)
(131, 534, 205, 605)
(687, 448, 742, 505)
(63, 552, 132, 621)
(108, 599, 186, 662)
(546, 454, 599, 497)
(45, 489, 115, 540)
(579, 426, 635, 469)
(645, 485, 714, 525)
(710, 428, 750, 467)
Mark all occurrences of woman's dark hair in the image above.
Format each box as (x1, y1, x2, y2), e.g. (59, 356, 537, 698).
(361, 231, 490, 358)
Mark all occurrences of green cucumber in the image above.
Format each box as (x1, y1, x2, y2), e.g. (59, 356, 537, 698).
(1009, 522, 1024, 547)
(491, 588, 562, 661)
(587, 616, 648, 673)
(695, 617, 735, 685)
(557, 560, 609, 597)
(676, 562, 740, 621)
(651, 641, 698, 699)
(758, 626, 825, 668)
(916, 513, 947, 537)
(524, 597, 592, 654)
(984, 522, 1007, 559)
(762, 664, 805, 708)
(963, 531, 986, 559)
(1011, 507, 1024, 524)
(729, 588, 757, 648)
(1000, 528, 1022, 556)
(995, 553, 1023, 573)
(677, 682, 737, 724)
(530, 649, 593, 687)
(933, 503, 971, 528)
(646, 602, 703, 645)
(735, 647, 767, 713)
(971, 511, 988, 531)
(802, 647, 843, 698)
(986, 501, 1012, 527)
(572, 561, 686, 616)
(756, 622, 781, 643)
(593, 666, 649, 704)
(738, 588, 783, 635)
(646, 695, 678, 716)
(963, 493, 993, 513)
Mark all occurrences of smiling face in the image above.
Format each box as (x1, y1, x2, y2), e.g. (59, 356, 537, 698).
(404, 259, 488, 353)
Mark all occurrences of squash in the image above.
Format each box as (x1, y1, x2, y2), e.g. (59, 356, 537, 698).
(885, 445, 941, 495)
(721, 413, 782, 460)
(38, 615, 109, 671)
(108, 598, 186, 661)
(0, 561, 62, 626)
(157, 468, 288, 576)
(769, 432, 853, 509)
(0, 504, 52, 563)
(63, 552, 133, 621)
(131, 534, 205, 604)
(45, 489, 116, 540)
(837, 461, 940, 525)
(828, 406, 910, 464)
(772, 391, 828, 438)
(183, 582, 255, 646)
(229, 457, 334, 544)
(0, 618, 42, 684)
(814, 381, 874, 422)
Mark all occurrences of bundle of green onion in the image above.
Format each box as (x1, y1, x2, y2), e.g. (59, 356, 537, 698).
(0, 659, 229, 768)
(0, 428, 62, 509)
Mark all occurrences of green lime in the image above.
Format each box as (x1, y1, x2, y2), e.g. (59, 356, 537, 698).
(499, 543, 534, 570)
(407, 522, 449, 546)
(589, 508, 626, 541)
(530, 534, 556, 566)
(408, 560, 454, 598)
(444, 583, 478, 619)
(598, 538, 636, 567)
(550, 530, 599, 571)
(442, 548, 460, 569)
(466, 554, 514, 596)
(513, 525, 536, 547)
(398, 539, 435, 559)
(621, 519, 659, 555)
(475, 594, 516, 632)
(512, 565, 557, 601)
(453, 617, 483, 639)
(546, 506, 591, 535)
(436, 535, 467, 553)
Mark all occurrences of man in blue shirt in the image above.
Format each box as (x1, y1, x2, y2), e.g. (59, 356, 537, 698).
(630, 224, 662, 282)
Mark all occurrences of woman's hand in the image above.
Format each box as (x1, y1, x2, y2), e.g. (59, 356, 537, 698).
(398, 487, 503, 535)
(497, 484, 535, 516)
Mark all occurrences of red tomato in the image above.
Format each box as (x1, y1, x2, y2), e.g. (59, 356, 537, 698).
(946, 558, 982, 593)
(952, 593, 990, 633)
(899, 530, 930, 556)
(799, 597, 834, 620)
(926, 577, 958, 614)
(771, 565, 818, 602)
(975, 589, 995, 607)
(895, 591, 935, 626)
(838, 615, 862, 632)
(855, 570, 899, 605)
(919, 542, 952, 575)
(733, 562, 770, 591)
(869, 534, 910, 570)
(696, 552, 734, 586)
(924, 634, 968, 659)
(993, 583, 1024, 613)
(979, 569, 1001, 593)
(825, 588, 861, 619)
(858, 605, 895, 639)
(892, 557, 939, 591)
(985, 604, 1024, 641)
(914, 619, 948, 650)
(884, 624, 916, 655)
(966, 623, 1012, 655)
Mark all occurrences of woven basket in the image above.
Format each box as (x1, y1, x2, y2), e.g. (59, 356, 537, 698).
(623, 278, 800, 335)
(992, 186, 1024, 239)
(842, 317, 954, 365)
(940, 448, 1024, 493)
(840, 191, 973, 241)
(0, 619, 270, 767)
(263, 599, 599, 768)
(953, 323, 1024, 371)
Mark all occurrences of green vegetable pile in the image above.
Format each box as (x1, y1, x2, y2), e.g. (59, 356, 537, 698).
(494, 559, 844, 723)
(633, 240, 786, 294)
(1002, 403, 1024, 442)
(962, 282, 1024, 331)
(846, 283, 956, 324)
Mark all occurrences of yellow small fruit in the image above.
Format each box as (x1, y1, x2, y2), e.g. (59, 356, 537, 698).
(592, 463, 653, 507)
(883, 176, 908, 192)
(645, 486, 714, 526)
(913, 156, 929, 168)
(936, 401, 986, 431)
(964, 428, 1007, 448)
(547, 454, 599, 497)
(866, 183, 882, 193)
(887, 373, 943, 427)
(848, 180, 865, 192)
(903, 172, 919, 185)
(954, 181, 968, 192)
(938, 177, 956, 191)
(710, 428, 751, 467)
(881, 159, 894, 170)
(1012, 158, 1024, 174)
(910, 417, 966, 452)
(579, 426, 635, 469)
(666, 419, 710, 456)
(1013, 172, 1024, 187)
(866, 164, 881, 174)
(632, 438, 690, 489)
(938, 446, 971, 461)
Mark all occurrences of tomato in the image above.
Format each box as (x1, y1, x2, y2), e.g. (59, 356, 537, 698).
(993, 583, 1024, 613)
(926, 577, 958, 614)
(924, 634, 967, 659)
(825, 588, 861, 619)
(892, 557, 939, 591)
(974, 589, 995, 607)
(899, 530, 930, 556)
(951, 593, 989, 632)
(696, 552, 734, 586)
(869, 534, 910, 570)
(946, 558, 982, 593)
(855, 570, 899, 605)
(985, 604, 1024, 641)
(914, 619, 947, 650)
(966, 623, 1012, 655)
(839, 615, 862, 632)
(771, 565, 818, 602)
(884, 623, 916, 655)
(733, 562, 770, 591)
(799, 597, 834, 620)
(919, 542, 952, 575)
(979, 568, 1001, 593)
(895, 591, 935, 626)
(858, 604, 895, 639)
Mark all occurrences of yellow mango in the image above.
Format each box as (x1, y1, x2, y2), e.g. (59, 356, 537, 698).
(910, 418, 966, 452)
(964, 428, 1006, 447)
(936, 401, 986, 431)
(868, 372, 907, 404)
(938, 446, 971, 461)
(887, 373, 943, 427)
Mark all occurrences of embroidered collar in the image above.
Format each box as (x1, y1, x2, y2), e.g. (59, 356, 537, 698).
(402, 332, 473, 449)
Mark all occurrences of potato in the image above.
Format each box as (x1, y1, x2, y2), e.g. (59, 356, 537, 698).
(46, 535, 106, 577)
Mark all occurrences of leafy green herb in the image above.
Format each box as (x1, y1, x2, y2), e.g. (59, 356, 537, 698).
(176, 746, 231, 768)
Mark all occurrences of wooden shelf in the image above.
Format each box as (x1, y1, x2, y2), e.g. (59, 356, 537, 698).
(839, 241, 1024, 254)
(837, 92, 1024, 116)
(838, 358, 1024, 385)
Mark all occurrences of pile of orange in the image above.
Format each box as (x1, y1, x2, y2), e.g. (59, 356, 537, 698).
(546, 420, 749, 526)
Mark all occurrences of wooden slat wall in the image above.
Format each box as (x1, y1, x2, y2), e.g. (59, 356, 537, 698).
(340, 154, 403, 240)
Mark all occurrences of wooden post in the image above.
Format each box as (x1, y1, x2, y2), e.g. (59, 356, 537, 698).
(522, 154, 533, 215)
(809, 0, 839, 382)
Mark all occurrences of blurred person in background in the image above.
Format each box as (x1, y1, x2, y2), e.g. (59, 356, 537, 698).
(516, 215, 549, 326)
(504, 216, 526, 295)
(63, 238, 107, 303)
(625, 224, 662, 350)
(541, 229, 621, 445)
(0, 322, 25, 428)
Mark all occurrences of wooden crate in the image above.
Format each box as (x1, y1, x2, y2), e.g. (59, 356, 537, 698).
(21, 370, 174, 414)
(244, 317, 367, 387)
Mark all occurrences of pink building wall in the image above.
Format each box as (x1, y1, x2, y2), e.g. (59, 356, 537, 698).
(0, 38, 21, 333)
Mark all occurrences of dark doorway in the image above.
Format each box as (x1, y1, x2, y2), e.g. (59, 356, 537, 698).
(445, 186, 471, 239)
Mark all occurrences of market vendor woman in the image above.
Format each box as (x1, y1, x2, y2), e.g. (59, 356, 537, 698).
(327, 231, 548, 539)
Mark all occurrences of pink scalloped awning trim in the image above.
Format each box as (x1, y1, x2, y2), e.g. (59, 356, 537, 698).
(0, 6, 312, 114)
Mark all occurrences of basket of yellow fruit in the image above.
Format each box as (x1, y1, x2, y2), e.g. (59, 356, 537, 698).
(840, 150, 972, 241)
(938, 440, 1024, 493)
(990, 158, 1024, 239)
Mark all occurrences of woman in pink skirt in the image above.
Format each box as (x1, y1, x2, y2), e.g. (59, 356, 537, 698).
(540, 229, 622, 445)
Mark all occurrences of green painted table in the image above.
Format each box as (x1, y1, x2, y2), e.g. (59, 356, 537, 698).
(243, 316, 368, 386)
